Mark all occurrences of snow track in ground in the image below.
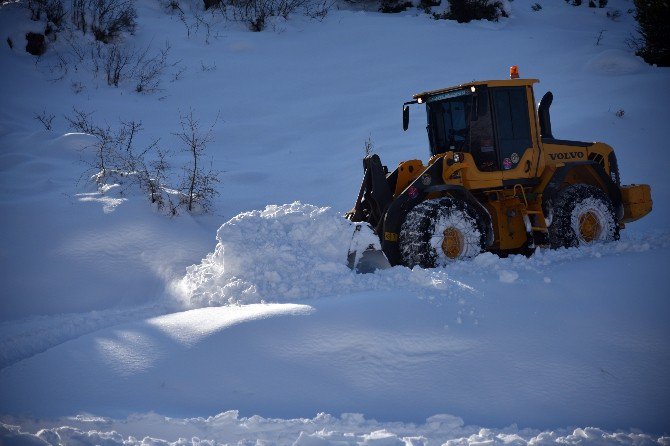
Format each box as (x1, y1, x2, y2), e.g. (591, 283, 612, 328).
(0, 304, 167, 370)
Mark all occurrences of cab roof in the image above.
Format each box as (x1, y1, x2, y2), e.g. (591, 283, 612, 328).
(412, 78, 539, 101)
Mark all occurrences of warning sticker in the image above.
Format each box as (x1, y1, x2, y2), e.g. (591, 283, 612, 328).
(384, 232, 398, 242)
(421, 174, 432, 186)
(503, 158, 513, 170)
(510, 152, 520, 164)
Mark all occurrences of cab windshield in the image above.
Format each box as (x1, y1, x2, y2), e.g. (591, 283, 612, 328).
(426, 90, 473, 156)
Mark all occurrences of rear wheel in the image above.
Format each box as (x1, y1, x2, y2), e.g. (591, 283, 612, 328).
(546, 184, 619, 248)
(399, 197, 486, 268)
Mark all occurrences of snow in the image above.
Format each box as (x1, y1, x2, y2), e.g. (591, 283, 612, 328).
(2, 243, 669, 433)
(497, 269, 518, 283)
(176, 203, 360, 306)
(3, 412, 666, 446)
(1, 0, 670, 443)
(585, 49, 648, 76)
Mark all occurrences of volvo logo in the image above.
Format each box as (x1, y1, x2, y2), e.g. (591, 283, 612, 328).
(549, 152, 585, 161)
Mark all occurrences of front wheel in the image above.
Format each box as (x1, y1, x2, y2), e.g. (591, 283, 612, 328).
(546, 184, 619, 249)
(399, 197, 486, 268)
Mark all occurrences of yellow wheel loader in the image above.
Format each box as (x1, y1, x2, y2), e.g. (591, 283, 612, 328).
(346, 68, 652, 272)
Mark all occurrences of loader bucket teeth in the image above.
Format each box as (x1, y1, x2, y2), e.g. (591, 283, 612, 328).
(346, 223, 391, 273)
(354, 249, 392, 274)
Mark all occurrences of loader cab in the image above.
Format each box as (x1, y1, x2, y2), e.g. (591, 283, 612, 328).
(424, 87, 499, 171)
(414, 79, 541, 178)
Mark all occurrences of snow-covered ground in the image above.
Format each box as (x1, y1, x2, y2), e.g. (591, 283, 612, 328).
(1, 0, 669, 443)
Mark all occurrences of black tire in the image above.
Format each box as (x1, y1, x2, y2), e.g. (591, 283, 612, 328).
(546, 184, 619, 249)
(399, 197, 487, 268)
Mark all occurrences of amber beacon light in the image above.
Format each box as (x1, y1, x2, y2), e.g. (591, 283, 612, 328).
(510, 65, 520, 79)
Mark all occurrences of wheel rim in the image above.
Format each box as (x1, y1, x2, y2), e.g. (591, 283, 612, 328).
(441, 227, 464, 259)
(578, 210, 602, 242)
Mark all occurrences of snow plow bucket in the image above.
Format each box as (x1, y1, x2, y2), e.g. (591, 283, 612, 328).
(620, 184, 652, 223)
(346, 223, 392, 273)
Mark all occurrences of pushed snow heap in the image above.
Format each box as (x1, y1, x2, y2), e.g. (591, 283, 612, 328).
(177, 202, 378, 307)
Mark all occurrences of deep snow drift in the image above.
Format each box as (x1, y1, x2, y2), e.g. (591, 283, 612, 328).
(2, 0, 670, 443)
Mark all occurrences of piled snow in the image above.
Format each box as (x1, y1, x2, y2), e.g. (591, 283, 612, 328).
(2, 412, 668, 446)
(176, 202, 363, 306)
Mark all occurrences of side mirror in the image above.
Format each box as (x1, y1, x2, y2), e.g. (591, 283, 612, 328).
(403, 105, 409, 131)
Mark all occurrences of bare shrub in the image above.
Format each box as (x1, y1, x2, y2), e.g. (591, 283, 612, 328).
(28, 0, 66, 25)
(55, 34, 170, 92)
(35, 110, 56, 130)
(133, 42, 171, 93)
(115, 119, 144, 172)
(44, 0, 67, 26)
(165, 0, 183, 12)
(67, 110, 173, 210)
(101, 120, 173, 210)
(65, 107, 102, 136)
(28, 0, 44, 20)
(419, 0, 441, 13)
(173, 0, 331, 35)
(139, 148, 173, 210)
(174, 110, 221, 212)
(229, 0, 316, 31)
(303, 0, 333, 19)
(115, 123, 176, 212)
(103, 43, 132, 86)
(173, 3, 219, 43)
(71, 0, 87, 33)
(171, 63, 187, 82)
(89, 0, 137, 42)
(66, 111, 116, 181)
(66, 108, 124, 183)
(363, 135, 373, 156)
(606, 9, 620, 20)
(379, 0, 412, 13)
(433, 0, 506, 22)
(66, 108, 222, 215)
(200, 60, 216, 71)
(68, 0, 137, 40)
(203, 0, 221, 9)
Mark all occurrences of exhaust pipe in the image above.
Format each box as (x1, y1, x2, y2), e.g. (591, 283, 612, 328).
(538, 91, 554, 139)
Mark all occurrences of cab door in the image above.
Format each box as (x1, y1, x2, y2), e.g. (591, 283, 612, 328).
(490, 86, 540, 183)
